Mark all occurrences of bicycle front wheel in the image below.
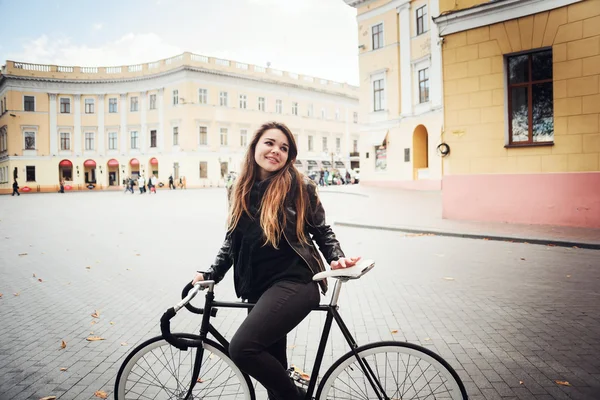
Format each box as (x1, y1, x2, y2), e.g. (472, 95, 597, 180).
(316, 341, 467, 400)
(114, 333, 254, 400)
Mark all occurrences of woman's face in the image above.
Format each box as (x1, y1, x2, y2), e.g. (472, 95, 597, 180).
(254, 128, 290, 180)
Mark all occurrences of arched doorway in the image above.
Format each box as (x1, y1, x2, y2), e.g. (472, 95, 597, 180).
(58, 159, 73, 182)
(412, 125, 428, 180)
(83, 159, 97, 185)
(107, 159, 119, 186)
(149, 157, 159, 179)
(130, 158, 140, 179)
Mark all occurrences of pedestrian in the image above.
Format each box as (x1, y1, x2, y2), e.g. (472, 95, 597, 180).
(169, 175, 175, 190)
(192, 121, 361, 400)
(138, 175, 144, 194)
(345, 170, 351, 185)
(150, 174, 158, 194)
(125, 177, 134, 194)
(182, 176, 187, 189)
(59, 178, 65, 193)
(318, 169, 324, 186)
(12, 179, 20, 196)
(178, 177, 183, 189)
(324, 169, 329, 186)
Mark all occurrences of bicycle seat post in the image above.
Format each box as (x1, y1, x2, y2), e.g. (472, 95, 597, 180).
(329, 279, 347, 307)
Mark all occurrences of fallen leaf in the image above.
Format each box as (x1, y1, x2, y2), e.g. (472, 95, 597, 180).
(39, 397, 57, 400)
(91, 310, 100, 318)
(197, 378, 208, 383)
(86, 336, 105, 341)
(90, 332, 94, 335)
(91, 320, 97, 325)
(86, 266, 91, 269)
(482, 238, 489, 241)
(61, 340, 67, 349)
(209, 354, 214, 359)
(14, 292, 19, 296)
(555, 380, 570, 386)
(60, 368, 67, 371)
(520, 258, 526, 261)
(33, 273, 36, 277)
(94, 390, 108, 399)
(38, 278, 43, 282)
(519, 380, 524, 385)
(443, 277, 455, 281)
(547, 244, 556, 247)
(0, 293, 3, 298)
(573, 246, 579, 249)
(135, 254, 141, 256)
(18, 253, 28, 256)
(424, 337, 431, 341)
(566, 275, 571, 278)
(391, 330, 398, 334)
(287, 345, 297, 349)
(120, 342, 128, 346)
(110, 322, 115, 325)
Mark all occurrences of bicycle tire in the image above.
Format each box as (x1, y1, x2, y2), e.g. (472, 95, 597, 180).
(316, 341, 468, 400)
(114, 333, 255, 400)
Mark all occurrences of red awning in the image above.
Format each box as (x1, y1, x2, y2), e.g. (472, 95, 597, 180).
(107, 159, 119, 167)
(150, 157, 158, 166)
(59, 160, 72, 167)
(84, 159, 96, 168)
(130, 158, 139, 166)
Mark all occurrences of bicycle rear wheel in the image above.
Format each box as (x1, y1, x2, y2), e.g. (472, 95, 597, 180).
(316, 341, 467, 400)
(114, 333, 254, 400)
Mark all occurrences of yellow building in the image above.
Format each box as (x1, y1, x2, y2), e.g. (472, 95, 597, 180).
(0, 52, 359, 194)
(344, 0, 445, 190)
(434, 0, 600, 228)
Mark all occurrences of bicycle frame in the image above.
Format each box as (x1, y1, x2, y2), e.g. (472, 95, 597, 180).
(190, 279, 389, 400)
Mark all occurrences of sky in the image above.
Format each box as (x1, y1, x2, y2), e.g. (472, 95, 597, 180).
(0, 0, 360, 85)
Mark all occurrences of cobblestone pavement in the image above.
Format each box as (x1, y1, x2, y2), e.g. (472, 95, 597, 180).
(1, 188, 599, 400)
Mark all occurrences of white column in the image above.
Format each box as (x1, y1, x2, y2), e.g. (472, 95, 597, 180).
(97, 95, 105, 154)
(140, 91, 147, 152)
(120, 94, 128, 153)
(49, 94, 58, 155)
(430, 0, 443, 109)
(158, 88, 164, 151)
(73, 94, 82, 155)
(398, 2, 412, 116)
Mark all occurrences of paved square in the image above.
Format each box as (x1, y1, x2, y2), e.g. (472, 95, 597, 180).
(1, 189, 599, 399)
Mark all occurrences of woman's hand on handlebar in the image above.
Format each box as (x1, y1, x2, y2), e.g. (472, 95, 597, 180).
(331, 256, 361, 270)
(192, 272, 205, 285)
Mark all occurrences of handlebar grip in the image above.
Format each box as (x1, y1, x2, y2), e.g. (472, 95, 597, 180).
(181, 282, 205, 314)
(160, 307, 203, 350)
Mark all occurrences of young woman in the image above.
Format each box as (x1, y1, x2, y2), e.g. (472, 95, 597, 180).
(192, 121, 360, 400)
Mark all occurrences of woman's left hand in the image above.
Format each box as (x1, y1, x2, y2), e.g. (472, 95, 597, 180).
(331, 256, 362, 270)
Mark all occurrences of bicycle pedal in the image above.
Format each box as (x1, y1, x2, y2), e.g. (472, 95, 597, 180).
(288, 365, 310, 387)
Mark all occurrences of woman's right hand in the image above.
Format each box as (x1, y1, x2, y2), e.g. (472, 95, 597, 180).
(192, 273, 205, 285)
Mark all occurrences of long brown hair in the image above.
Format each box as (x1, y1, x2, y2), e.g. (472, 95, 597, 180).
(228, 121, 309, 248)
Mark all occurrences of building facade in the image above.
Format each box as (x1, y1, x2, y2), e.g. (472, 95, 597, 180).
(0, 52, 359, 194)
(344, 0, 445, 190)
(434, 0, 600, 228)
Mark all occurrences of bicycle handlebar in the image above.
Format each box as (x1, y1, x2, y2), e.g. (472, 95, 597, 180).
(159, 281, 214, 350)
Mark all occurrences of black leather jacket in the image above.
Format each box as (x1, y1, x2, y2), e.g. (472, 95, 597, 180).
(201, 177, 344, 295)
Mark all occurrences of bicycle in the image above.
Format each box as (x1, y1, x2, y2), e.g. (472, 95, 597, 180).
(115, 259, 468, 399)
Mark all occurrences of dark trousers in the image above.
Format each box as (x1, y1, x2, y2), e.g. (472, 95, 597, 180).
(229, 281, 320, 400)
(12, 188, 19, 196)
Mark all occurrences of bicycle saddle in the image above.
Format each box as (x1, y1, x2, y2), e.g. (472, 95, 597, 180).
(312, 259, 375, 281)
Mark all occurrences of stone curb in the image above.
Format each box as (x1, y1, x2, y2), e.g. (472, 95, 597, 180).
(335, 221, 600, 250)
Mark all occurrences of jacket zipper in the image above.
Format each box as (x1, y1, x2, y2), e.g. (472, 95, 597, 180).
(282, 230, 316, 275)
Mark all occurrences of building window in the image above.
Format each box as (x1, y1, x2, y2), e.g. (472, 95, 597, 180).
(60, 132, 70, 150)
(199, 161, 208, 178)
(131, 131, 139, 149)
(307, 104, 313, 117)
(404, 148, 411, 162)
(508, 49, 553, 144)
(292, 102, 298, 116)
(335, 109, 340, 121)
(109, 98, 118, 113)
(24, 132, 36, 150)
(26, 166, 35, 182)
(239, 94, 247, 109)
(419, 68, 430, 103)
(0, 129, 7, 152)
(85, 132, 94, 150)
(220, 128, 228, 146)
(308, 135, 314, 151)
(108, 132, 118, 150)
(321, 108, 326, 119)
(24, 96, 35, 112)
(149, 94, 157, 110)
(219, 91, 228, 107)
(173, 127, 179, 146)
(416, 6, 428, 35)
(373, 79, 384, 111)
(60, 98, 71, 113)
(85, 98, 95, 114)
(276, 99, 282, 114)
(130, 97, 139, 112)
(173, 90, 179, 105)
(353, 139, 358, 153)
(240, 129, 248, 147)
(322, 137, 328, 152)
(199, 89, 208, 104)
(258, 97, 265, 111)
(372, 23, 383, 50)
(199, 126, 208, 145)
(147, 130, 156, 148)
(353, 112, 358, 124)
(1, 100, 3, 114)
(336, 138, 341, 153)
